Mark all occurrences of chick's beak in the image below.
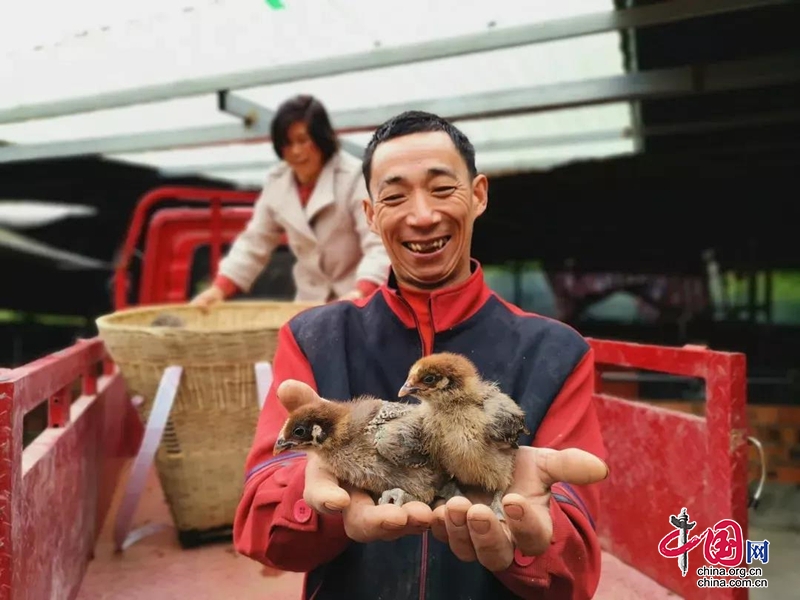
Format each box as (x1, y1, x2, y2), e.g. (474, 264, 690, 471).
(398, 381, 420, 398)
(273, 437, 295, 456)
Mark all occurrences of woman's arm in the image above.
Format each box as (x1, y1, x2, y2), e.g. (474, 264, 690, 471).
(216, 185, 284, 294)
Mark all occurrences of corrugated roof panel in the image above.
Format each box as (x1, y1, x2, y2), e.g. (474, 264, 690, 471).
(0, 0, 634, 177)
(234, 31, 624, 112)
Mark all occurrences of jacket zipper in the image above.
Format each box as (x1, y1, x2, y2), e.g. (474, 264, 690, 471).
(397, 295, 433, 600)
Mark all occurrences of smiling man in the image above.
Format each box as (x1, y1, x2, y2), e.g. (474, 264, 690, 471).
(234, 111, 609, 600)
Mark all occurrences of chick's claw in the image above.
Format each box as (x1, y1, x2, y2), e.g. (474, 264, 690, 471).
(379, 488, 417, 507)
(437, 480, 466, 503)
(490, 491, 506, 522)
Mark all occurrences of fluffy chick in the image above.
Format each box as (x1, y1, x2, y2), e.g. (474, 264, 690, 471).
(150, 313, 185, 327)
(399, 352, 530, 521)
(273, 386, 449, 507)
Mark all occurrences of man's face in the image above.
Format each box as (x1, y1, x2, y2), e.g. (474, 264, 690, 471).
(363, 131, 488, 291)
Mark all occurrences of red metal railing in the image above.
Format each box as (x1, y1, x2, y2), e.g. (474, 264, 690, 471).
(0, 339, 142, 600)
(113, 186, 260, 310)
(137, 206, 256, 305)
(589, 338, 748, 600)
(0, 338, 749, 599)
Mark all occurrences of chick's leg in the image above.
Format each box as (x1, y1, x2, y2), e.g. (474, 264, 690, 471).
(379, 488, 418, 507)
(490, 490, 506, 522)
(436, 480, 466, 502)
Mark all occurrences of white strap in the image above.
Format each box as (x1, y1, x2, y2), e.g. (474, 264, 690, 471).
(113, 365, 182, 552)
(254, 362, 273, 410)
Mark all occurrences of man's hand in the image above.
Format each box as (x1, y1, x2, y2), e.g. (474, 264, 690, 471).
(303, 453, 433, 543)
(430, 447, 608, 572)
(277, 379, 435, 543)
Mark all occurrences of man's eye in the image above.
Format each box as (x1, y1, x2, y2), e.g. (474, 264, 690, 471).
(432, 186, 456, 195)
(381, 195, 404, 203)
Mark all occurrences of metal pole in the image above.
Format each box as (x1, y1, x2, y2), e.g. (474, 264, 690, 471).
(0, 124, 268, 162)
(157, 129, 630, 175)
(0, 0, 787, 125)
(0, 53, 798, 164)
(330, 54, 800, 129)
(139, 106, 800, 176)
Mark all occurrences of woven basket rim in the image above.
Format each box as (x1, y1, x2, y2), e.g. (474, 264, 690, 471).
(95, 300, 321, 334)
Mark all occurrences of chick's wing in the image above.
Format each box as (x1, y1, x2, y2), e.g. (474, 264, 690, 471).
(366, 401, 430, 468)
(484, 389, 530, 450)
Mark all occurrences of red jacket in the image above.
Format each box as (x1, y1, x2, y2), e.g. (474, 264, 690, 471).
(234, 260, 606, 600)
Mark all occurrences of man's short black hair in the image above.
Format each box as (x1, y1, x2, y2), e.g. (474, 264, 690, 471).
(271, 94, 339, 162)
(362, 111, 477, 194)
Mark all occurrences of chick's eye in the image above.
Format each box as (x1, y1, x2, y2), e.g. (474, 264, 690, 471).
(292, 425, 307, 437)
(422, 374, 437, 385)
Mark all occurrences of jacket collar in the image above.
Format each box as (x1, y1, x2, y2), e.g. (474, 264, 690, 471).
(304, 152, 341, 222)
(380, 259, 493, 332)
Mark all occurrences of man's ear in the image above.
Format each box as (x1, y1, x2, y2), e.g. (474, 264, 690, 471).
(471, 174, 489, 218)
(362, 198, 379, 235)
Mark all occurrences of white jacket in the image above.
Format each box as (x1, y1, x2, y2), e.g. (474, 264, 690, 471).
(217, 150, 391, 302)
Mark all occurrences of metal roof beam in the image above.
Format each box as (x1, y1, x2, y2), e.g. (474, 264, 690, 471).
(157, 107, 800, 176)
(0, 0, 787, 125)
(157, 130, 630, 176)
(217, 90, 274, 130)
(200, 155, 568, 185)
(160, 105, 800, 178)
(0, 124, 268, 163)
(331, 54, 800, 127)
(217, 90, 365, 157)
(161, 160, 279, 177)
(1, 52, 798, 164)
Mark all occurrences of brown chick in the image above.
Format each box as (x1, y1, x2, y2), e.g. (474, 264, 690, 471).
(399, 352, 530, 521)
(150, 313, 185, 327)
(273, 383, 450, 507)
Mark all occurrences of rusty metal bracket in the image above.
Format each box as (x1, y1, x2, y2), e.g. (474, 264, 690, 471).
(747, 436, 766, 510)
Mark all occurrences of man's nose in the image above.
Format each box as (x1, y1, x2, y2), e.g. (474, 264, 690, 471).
(406, 192, 441, 227)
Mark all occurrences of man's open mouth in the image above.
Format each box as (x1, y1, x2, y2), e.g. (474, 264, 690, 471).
(402, 236, 451, 254)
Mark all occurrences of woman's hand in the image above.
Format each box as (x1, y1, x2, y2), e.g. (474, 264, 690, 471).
(340, 289, 364, 301)
(190, 285, 225, 312)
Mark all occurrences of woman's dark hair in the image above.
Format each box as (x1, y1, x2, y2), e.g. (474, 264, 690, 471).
(270, 95, 339, 162)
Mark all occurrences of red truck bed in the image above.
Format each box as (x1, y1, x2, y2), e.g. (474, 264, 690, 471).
(0, 187, 753, 599)
(1, 333, 748, 600)
(76, 466, 676, 600)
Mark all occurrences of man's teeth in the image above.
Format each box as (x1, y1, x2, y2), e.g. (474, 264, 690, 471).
(407, 238, 447, 253)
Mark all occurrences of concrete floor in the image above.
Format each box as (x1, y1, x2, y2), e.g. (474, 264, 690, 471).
(77, 468, 798, 599)
(746, 482, 800, 600)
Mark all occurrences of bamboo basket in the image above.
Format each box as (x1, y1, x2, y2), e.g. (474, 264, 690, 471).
(95, 300, 318, 538)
